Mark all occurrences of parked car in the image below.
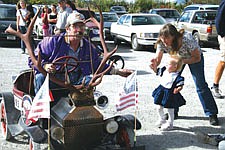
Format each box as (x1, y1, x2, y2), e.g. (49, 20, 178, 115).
(149, 8, 180, 23)
(174, 10, 218, 47)
(0, 4, 20, 46)
(95, 12, 119, 40)
(183, 4, 219, 12)
(110, 13, 166, 50)
(110, 6, 127, 17)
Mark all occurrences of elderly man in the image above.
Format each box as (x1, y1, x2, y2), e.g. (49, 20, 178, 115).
(29, 12, 132, 93)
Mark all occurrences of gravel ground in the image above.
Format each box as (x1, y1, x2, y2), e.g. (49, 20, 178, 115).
(0, 44, 225, 150)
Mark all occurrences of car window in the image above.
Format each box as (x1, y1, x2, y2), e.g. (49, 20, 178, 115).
(124, 15, 131, 24)
(132, 15, 165, 25)
(179, 12, 192, 22)
(0, 6, 16, 21)
(184, 6, 199, 12)
(118, 15, 126, 25)
(157, 10, 180, 18)
(111, 6, 126, 11)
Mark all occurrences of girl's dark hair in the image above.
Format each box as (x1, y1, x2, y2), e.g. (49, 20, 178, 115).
(155, 23, 185, 52)
(66, 0, 76, 10)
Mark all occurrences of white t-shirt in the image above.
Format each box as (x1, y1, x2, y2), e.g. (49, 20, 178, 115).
(16, 8, 28, 26)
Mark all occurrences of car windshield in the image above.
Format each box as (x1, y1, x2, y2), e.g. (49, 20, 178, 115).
(132, 16, 165, 25)
(112, 6, 126, 11)
(96, 13, 118, 22)
(0, 6, 16, 21)
(157, 10, 180, 18)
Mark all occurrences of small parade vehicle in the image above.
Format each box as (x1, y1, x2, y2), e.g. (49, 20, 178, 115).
(0, 5, 143, 150)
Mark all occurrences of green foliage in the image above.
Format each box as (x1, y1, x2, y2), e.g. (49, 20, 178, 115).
(1, 0, 221, 13)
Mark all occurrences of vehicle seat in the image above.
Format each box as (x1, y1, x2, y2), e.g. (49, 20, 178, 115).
(13, 69, 35, 97)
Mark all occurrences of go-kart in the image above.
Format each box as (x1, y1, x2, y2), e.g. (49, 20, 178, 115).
(1, 4, 143, 150)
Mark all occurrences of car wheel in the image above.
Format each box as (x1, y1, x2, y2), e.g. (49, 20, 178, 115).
(131, 34, 141, 51)
(193, 32, 200, 45)
(108, 55, 125, 69)
(0, 100, 12, 140)
(113, 36, 121, 45)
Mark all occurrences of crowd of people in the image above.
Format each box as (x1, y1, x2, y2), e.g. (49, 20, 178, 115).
(14, 0, 225, 149)
(16, 0, 77, 54)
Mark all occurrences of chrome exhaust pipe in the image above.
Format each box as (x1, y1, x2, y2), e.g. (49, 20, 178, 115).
(94, 91, 108, 109)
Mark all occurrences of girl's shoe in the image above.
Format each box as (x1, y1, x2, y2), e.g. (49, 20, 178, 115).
(155, 119, 166, 128)
(160, 122, 173, 131)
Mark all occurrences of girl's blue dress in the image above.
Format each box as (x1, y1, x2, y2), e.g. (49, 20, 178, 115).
(152, 74, 186, 108)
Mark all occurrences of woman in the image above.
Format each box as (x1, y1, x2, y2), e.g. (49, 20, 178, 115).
(150, 23, 219, 126)
(41, 5, 49, 37)
(16, 0, 28, 54)
(48, 4, 57, 36)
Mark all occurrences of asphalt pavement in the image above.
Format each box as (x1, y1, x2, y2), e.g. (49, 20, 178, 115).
(0, 43, 225, 150)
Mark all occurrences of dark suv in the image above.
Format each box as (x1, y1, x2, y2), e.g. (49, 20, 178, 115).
(149, 8, 180, 23)
(0, 4, 20, 46)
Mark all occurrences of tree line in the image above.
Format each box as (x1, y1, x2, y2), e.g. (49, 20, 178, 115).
(1, 0, 221, 13)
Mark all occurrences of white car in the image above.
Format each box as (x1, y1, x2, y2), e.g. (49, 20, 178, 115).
(110, 13, 166, 50)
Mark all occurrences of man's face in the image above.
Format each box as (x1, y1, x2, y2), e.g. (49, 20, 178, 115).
(67, 22, 86, 40)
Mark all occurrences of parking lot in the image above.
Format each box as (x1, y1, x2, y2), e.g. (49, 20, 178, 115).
(0, 42, 225, 149)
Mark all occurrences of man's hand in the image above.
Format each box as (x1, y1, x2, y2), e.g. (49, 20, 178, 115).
(117, 69, 133, 77)
(44, 63, 56, 73)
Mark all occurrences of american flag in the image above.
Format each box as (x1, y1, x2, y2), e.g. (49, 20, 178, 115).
(28, 73, 54, 123)
(116, 71, 138, 111)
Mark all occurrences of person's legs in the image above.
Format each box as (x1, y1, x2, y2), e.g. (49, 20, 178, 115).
(19, 26, 27, 53)
(34, 73, 45, 94)
(161, 108, 174, 131)
(212, 35, 225, 98)
(155, 105, 166, 128)
(188, 54, 219, 125)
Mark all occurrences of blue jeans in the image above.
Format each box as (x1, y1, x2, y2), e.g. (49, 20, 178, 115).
(34, 73, 92, 94)
(176, 54, 218, 116)
(19, 26, 27, 51)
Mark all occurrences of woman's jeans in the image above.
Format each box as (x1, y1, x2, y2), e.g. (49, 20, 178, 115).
(176, 54, 218, 116)
(19, 26, 27, 51)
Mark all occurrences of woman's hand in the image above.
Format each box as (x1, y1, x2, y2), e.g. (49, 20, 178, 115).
(150, 58, 157, 73)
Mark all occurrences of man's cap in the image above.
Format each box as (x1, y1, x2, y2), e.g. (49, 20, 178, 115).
(65, 12, 85, 27)
(58, 0, 65, 3)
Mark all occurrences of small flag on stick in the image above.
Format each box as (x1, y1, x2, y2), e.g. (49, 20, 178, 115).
(116, 71, 138, 111)
(28, 73, 54, 123)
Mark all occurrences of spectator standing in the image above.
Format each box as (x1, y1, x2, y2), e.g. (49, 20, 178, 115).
(66, 0, 77, 12)
(55, 0, 72, 34)
(16, 0, 28, 54)
(48, 4, 57, 36)
(150, 23, 219, 126)
(41, 5, 49, 37)
(211, 0, 225, 99)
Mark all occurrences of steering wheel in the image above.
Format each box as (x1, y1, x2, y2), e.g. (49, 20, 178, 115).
(52, 56, 79, 73)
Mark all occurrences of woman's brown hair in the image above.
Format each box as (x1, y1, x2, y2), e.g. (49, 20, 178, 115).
(155, 23, 185, 52)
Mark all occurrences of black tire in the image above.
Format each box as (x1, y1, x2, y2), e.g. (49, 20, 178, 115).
(131, 34, 141, 51)
(113, 36, 121, 46)
(193, 32, 200, 46)
(0, 99, 12, 140)
(108, 55, 125, 69)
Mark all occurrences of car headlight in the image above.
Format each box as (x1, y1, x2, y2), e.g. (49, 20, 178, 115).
(140, 33, 154, 38)
(105, 120, 119, 134)
(51, 126, 64, 141)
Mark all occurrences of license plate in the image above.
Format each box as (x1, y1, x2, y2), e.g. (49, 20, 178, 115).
(7, 35, 16, 40)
